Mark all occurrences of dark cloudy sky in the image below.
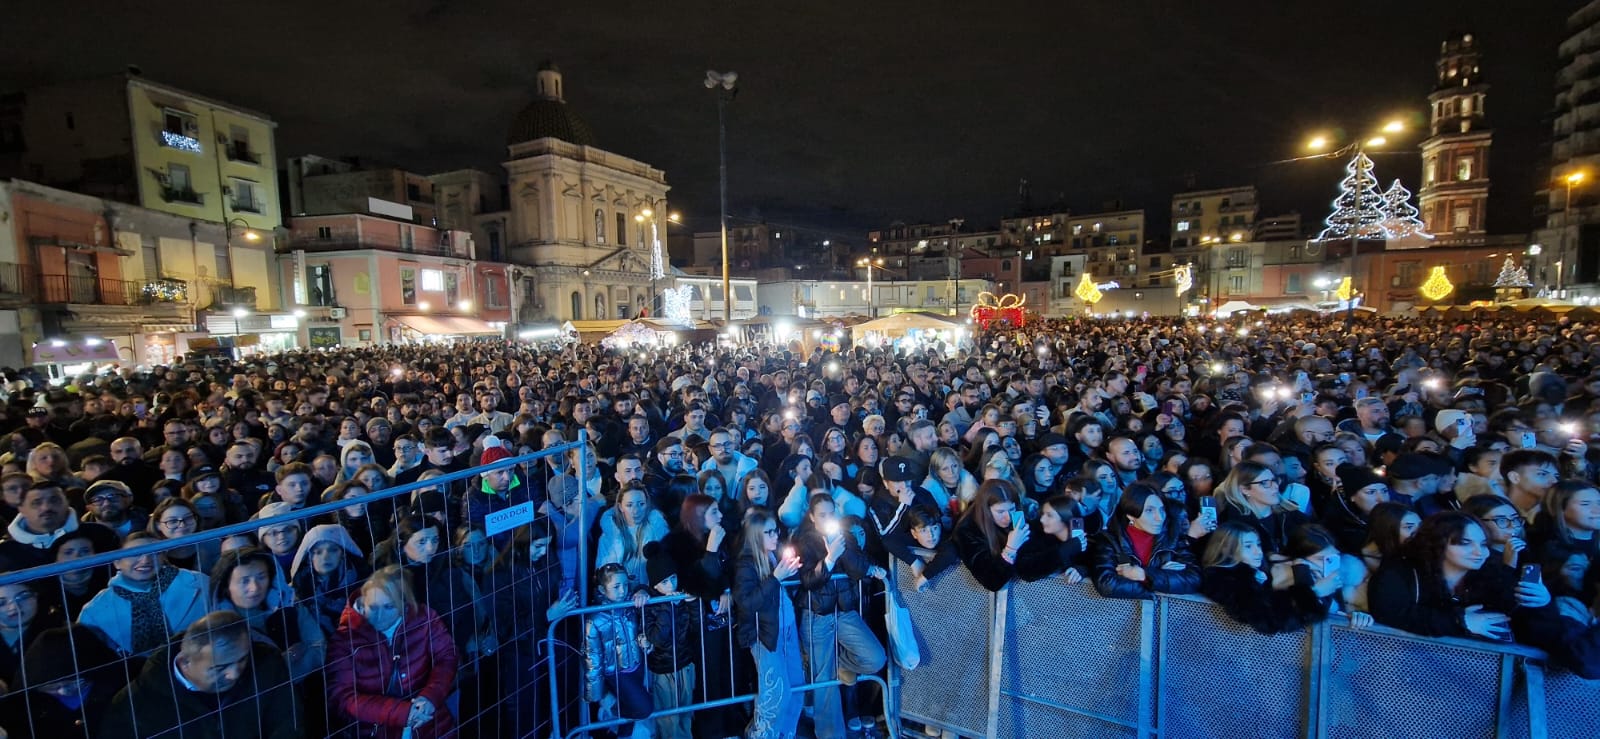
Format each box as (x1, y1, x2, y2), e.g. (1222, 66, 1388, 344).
(0, 1, 1580, 239)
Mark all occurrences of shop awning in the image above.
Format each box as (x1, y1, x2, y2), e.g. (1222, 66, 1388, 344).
(32, 341, 120, 363)
(395, 315, 502, 336)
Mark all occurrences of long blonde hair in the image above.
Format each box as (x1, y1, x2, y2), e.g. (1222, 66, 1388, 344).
(1200, 521, 1261, 569)
(741, 509, 778, 580)
(1215, 461, 1288, 516)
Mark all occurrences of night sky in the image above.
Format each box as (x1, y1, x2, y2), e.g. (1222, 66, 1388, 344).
(0, 2, 1580, 240)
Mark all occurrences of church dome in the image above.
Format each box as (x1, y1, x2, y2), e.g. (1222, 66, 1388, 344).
(507, 62, 596, 147)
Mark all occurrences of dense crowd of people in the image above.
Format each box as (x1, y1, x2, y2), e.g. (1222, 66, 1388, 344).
(0, 311, 1599, 738)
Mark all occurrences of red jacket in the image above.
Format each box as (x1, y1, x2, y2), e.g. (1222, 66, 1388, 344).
(328, 601, 460, 739)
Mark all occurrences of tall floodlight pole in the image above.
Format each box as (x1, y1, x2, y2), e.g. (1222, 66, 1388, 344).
(706, 70, 738, 321)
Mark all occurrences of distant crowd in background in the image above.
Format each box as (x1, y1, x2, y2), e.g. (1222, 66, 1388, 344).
(0, 312, 1599, 737)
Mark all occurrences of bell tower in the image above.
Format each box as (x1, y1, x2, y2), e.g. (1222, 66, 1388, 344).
(1418, 32, 1492, 244)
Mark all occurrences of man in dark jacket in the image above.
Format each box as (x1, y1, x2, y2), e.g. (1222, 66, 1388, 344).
(99, 610, 303, 739)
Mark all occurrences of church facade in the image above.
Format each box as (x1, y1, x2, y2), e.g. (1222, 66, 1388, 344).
(500, 63, 670, 322)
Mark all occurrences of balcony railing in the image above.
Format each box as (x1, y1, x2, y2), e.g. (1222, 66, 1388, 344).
(160, 186, 203, 205)
(225, 143, 261, 164)
(285, 237, 469, 258)
(213, 285, 257, 309)
(33, 273, 189, 306)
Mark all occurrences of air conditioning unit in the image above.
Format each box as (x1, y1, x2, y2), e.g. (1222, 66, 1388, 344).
(329, 307, 347, 319)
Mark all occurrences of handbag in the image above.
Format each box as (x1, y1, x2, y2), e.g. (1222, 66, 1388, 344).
(885, 587, 921, 670)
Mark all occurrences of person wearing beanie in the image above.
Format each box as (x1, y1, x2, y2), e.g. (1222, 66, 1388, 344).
(640, 540, 696, 739)
(1320, 464, 1393, 554)
(464, 440, 529, 552)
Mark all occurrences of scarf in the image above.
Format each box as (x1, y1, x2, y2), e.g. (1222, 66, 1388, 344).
(113, 565, 180, 654)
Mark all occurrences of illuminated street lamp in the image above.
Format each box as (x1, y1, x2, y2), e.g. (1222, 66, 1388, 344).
(230, 306, 251, 359)
(857, 256, 884, 317)
(1558, 170, 1589, 291)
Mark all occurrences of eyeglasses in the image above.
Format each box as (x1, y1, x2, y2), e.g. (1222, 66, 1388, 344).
(1246, 477, 1280, 488)
(710, 442, 737, 451)
(160, 515, 197, 529)
(1486, 515, 1524, 529)
(0, 591, 37, 610)
(762, 528, 780, 536)
(87, 494, 125, 505)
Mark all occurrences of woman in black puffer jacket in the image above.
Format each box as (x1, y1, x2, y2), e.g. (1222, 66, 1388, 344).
(1201, 522, 1341, 634)
(1091, 482, 1201, 599)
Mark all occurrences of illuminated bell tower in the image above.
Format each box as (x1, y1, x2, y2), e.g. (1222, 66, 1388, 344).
(1419, 32, 1492, 244)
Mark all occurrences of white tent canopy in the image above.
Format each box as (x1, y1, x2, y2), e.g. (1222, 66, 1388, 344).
(849, 312, 965, 340)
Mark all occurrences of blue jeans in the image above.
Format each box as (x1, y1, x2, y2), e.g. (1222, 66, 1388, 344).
(800, 610, 887, 739)
(749, 639, 804, 739)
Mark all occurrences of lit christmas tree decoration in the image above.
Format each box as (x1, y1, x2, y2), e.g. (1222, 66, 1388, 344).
(1379, 179, 1433, 240)
(1314, 153, 1387, 242)
(1420, 265, 1454, 301)
(662, 285, 693, 324)
(1493, 257, 1532, 288)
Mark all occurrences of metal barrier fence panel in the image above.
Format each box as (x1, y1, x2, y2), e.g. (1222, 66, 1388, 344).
(895, 561, 996, 738)
(1522, 666, 1600, 739)
(999, 578, 1148, 739)
(1320, 623, 1516, 739)
(1154, 594, 1310, 739)
(0, 438, 584, 739)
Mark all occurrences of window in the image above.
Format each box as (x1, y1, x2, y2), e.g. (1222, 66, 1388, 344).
(420, 269, 444, 292)
(316, 226, 332, 239)
(1456, 156, 1474, 181)
(168, 163, 192, 191)
(444, 272, 459, 306)
(226, 125, 257, 163)
(488, 230, 502, 261)
(160, 109, 201, 152)
(1229, 275, 1245, 293)
(1092, 222, 1102, 232)
(1226, 248, 1249, 268)
(1289, 244, 1304, 260)
(1453, 207, 1472, 230)
(1176, 221, 1190, 232)
(1397, 262, 1419, 287)
(214, 244, 232, 283)
(1148, 257, 1160, 268)
(401, 268, 417, 305)
(142, 240, 160, 280)
(406, 183, 422, 201)
(616, 213, 628, 247)
(1220, 198, 1232, 209)
(1001, 259, 1012, 271)
(308, 265, 334, 306)
(1072, 225, 1083, 235)
(1286, 274, 1302, 294)
(485, 276, 504, 307)
(229, 178, 259, 212)
(1108, 235, 1120, 246)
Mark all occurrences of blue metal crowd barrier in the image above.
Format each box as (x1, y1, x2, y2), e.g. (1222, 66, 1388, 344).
(889, 565, 1594, 739)
(0, 437, 587, 739)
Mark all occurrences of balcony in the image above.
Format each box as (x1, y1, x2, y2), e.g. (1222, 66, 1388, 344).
(285, 237, 469, 258)
(160, 186, 203, 205)
(35, 274, 189, 306)
(225, 143, 261, 165)
(212, 285, 257, 309)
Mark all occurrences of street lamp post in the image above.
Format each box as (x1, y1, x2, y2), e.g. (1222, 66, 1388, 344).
(230, 306, 250, 359)
(636, 208, 682, 317)
(857, 256, 883, 317)
(1560, 171, 1587, 293)
(705, 70, 738, 321)
(1306, 119, 1405, 324)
